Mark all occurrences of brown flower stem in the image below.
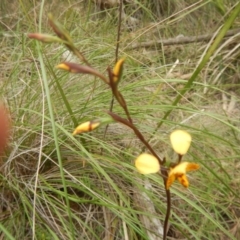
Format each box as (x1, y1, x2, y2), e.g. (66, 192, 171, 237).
(161, 167, 171, 240)
(164, 188, 171, 240)
(108, 111, 163, 164)
(178, 154, 183, 163)
(103, 95, 115, 139)
(116, 92, 133, 123)
(108, 67, 133, 123)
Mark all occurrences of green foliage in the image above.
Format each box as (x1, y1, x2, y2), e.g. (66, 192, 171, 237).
(1, 0, 240, 239)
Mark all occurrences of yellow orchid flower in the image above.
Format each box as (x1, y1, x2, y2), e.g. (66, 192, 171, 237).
(135, 153, 160, 174)
(72, 121, 100, 135)
(170, 130, 192, 155)
(166, 162, 200, 189)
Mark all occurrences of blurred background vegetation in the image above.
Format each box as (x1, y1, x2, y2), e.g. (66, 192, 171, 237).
(0, 0, 240, 239)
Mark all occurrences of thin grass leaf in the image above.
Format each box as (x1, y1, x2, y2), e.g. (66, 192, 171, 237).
(0, 223, 15, 240)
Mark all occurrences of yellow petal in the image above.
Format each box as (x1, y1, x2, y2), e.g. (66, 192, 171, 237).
(185, 163, 200, 172)
(170, 162, 189, 175)
(72, 121, 100, 135)
(135, 153, 160, 174)
(170, 162, 199, 175)
(176, 174, 189, 188)
(166, 173, 176, 189)
(170, 130, 192, 155)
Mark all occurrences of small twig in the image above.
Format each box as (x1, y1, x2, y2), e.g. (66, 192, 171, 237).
(127, 28, 240, 50)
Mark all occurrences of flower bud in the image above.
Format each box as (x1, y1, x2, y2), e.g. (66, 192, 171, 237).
(112, 58, 125, 83)
(28, 33, 62, 43)
(73, 121, 100, 135)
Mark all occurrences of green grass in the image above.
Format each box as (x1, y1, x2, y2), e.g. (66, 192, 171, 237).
(1, 0, 240, 239)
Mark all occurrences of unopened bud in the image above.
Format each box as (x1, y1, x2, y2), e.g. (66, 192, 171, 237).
(28, 33, 62, 43)
(73, 121, 100, 135)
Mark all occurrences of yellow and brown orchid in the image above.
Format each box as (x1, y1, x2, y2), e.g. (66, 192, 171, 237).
(166, 162, 200, 189)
